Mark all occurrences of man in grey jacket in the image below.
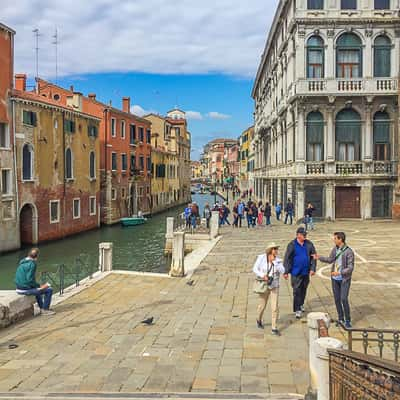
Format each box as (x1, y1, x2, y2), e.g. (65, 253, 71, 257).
(313, 232, 354, 328)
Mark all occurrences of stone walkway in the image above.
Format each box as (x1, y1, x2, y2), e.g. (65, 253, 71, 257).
(0, 220, 399, 396)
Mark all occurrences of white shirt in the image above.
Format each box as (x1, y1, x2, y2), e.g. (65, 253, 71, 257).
(252, 254, 285, 279)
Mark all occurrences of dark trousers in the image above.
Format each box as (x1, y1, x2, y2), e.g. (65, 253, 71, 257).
(291, 275, 310, 312)
(332, 278, 351, 322)
(285, 212, 293, 225)
(17, 287, 53, 310)
(238, 215, 243, 227)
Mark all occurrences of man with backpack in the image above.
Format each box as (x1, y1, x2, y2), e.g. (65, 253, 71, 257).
(284, 199, 294, 225)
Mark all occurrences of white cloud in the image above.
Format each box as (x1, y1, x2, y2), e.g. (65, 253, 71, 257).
(207, 112, 231, 120)
(185, 111, 203, 120)
(3, 0, 279, 78)
(130, 105, 155, 117)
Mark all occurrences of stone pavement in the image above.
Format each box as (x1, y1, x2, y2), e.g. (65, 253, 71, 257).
(0, 219, 399, 396)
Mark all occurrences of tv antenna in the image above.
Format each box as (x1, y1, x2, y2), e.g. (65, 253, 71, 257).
(33, 28, 41, 79)
(52, 27, 59, 83)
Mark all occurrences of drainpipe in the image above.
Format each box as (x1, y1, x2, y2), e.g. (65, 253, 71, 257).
(62, 111, 66, 236)
(103, 107, 108, 223)
(12, 99, 20, 247)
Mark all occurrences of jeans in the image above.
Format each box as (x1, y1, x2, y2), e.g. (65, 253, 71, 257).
(291, 275, 310, 312)
(17, 287, 53, 310)
(276, 212, 281, 221)
(247, 215, 252, 228)
(206, 218, 210, 229)
(191, 215, 197, 229)
(332, 278, 351, 322)
(266, 216, 271, 225)
(285, 212, 293, 225)
(238, 215, 243, 227)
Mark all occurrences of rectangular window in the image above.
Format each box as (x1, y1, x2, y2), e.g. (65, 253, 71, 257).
(146, 157, 151, 173)
(139, 127, 144, 142)
(374, 0, 389, 8)
(121, 153, 127, 171)
(89, 196, 96, 216)
(338, 143, 355, 161)
(130, 154, 136, 172)
(308, 0, 323, 8)
(121, 187, 126, 199)
(0, 123, 10, 148)
(307, 144, 323, 161)
(341, 0, 357, 9)
(111, 118, 116, 137)
(176, 127, 181, 136)
(121, 120, 126, 139)
(111, 188, 117, 200)
(64, 119, 76, 133)
(146, 129, 151, 144)
(49, 200, 60, 223)
(111, 152, 117, 171)
(130, 124, 136, 145)
(88, 125, 98, 137)
(374, 143, 389, 161)
(73, 198, 81, 219)
(308, 49, 324, 78)
(337, 50, 361, 78)
(1, 169, 11, 195)
(139, 156, 144, 170)
(2, 200, 13, 220)
(22, 110, 37, 126)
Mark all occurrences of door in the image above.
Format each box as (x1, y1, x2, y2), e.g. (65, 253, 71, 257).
(335, 187, 360, 218)
(305, 185, 324, 217)
(372, 186, 391, 218)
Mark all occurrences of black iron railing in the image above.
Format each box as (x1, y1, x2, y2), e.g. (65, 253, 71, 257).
(338, 321, 400, 362)
(328, 349, 400, 400)
(40, 254, 98, 295)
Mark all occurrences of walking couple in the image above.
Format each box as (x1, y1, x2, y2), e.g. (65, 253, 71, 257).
(253, 228, 355, 335)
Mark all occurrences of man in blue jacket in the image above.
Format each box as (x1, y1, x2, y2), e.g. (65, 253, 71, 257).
(15, 248, 55, 315)
(283, 227, 317, 319)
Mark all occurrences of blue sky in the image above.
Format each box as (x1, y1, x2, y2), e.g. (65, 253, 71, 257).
(3, 0, 279, 159)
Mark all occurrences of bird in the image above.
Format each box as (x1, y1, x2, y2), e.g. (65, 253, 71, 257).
(186, 279, 195, 286)
(141, 317, 154, 325)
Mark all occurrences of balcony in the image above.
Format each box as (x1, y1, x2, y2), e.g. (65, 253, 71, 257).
(305, 161, 396, 177)
(295, 78, 398, 96)
(336, 162, 363, 175)
(306, 162, 325, 175)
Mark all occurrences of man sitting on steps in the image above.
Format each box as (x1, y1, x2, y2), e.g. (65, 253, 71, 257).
(15, 248, 56, 316)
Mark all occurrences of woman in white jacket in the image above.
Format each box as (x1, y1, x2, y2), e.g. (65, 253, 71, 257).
(253, 242, 285, 335)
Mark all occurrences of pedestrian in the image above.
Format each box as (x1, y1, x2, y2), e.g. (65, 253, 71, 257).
(249, 188, 253, 198)
(251, 202, 258, 227)
(203, 203, 211, 229)
(15, 248, 55, 315)
(304, 203, 316, 231)
(284, 199, 294, 225)
(238, 200, 245, 228)
(275, 202, 282, 221)
(283, 227, 317, 319)
(220, 203, 231, 226)
(253, 242, 285, 335)
(257, 202, 264, 225)
(184, 203, 192, 228)
(313, 232, 354, 328)
(265, 202, 272, 226)
(246, 202, 253, 228)
(190, 203, 198, 229)
(232, 201, 239, 228)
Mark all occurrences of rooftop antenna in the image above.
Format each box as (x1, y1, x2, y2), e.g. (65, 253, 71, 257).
(52, 27, 59, 84)
(33, 28, 41, 79)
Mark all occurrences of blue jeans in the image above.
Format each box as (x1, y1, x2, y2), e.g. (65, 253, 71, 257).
(266, 216, 271, 225)
(191, 215, 197, 229)
(17, 287, 53, 310)
(305, 216, 314, 230)
(276, 211, 281, 220)
(285, 212, 293, 225)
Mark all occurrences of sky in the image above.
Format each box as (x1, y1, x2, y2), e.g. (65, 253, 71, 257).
(3, 0, 279, 159)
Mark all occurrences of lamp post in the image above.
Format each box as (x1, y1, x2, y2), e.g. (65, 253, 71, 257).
(213, 171, 217, 205)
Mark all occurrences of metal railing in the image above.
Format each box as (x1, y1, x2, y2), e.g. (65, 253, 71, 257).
(40, 254, 98, 295)
(338, 321, 400, 362)
(328, 349, 400, 400)
(172, 212, 210, 234)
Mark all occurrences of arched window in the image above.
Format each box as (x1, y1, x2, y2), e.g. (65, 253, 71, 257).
(307, 36, 324, 78)
(65, 148, 73, 179)
(306, 112, 324, 161)
(373, 111, 390, 161)
(336, 33, 362, 78)
(307, 0, 323, 9)
(374, 35, 391, 77)
(22, 144, 33, 180)
(335, 109, 361, 161)
(89, 151, 96, 179)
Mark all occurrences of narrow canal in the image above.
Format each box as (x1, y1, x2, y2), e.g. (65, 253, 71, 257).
(0, 193, 221, 289)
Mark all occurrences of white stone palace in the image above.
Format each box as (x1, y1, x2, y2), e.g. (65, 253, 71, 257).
(252, 0, 400, 220)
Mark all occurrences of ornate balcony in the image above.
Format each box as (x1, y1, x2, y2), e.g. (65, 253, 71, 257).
(336, 162, 363, 175)
(306, 162, 325, 175)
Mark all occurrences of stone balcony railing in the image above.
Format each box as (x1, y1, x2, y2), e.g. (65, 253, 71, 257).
(295, 78, 398, 96)
(305, 161, 396, 176)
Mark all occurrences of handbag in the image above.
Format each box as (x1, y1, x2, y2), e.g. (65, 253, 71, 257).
(253, 262, 274, 294)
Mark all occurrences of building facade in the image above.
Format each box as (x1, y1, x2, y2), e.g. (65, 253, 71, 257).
(252, 0, 400, 220)
(191, 161, 203, 179)
(224, 142, 240, 186)
(239, 126, 255, 192)
(0, 23, 19, 252)
(36, 80, 152, 223)
(12, 76, 101, 244)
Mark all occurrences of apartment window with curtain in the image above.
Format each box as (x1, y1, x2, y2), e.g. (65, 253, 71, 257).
(65, 148, 73, 179)
(0, 123, 9, 148)
(374, 35, 391, 77)
(341, 0, 356, 9)
(121, 153, 127, 171)
(146, 129, 151, 144)
(307, 0, 323, 9)
(111, 118, 116, 137)
(307, 36, 324, 78)
(139, 127, 144, 142)
(130, 154, 136, 172)
(336, 33, 362, 78)
(374, 0, 390, 9)
(111, 152, 117, 171)
(130, 124, 136, 144)
(139, 156, 144, 171)
(22, 144, 34, 180)
(89, 151, 96, 179)
(121, 120, 126, 139)
(306, 111, 324, 161)
(1, 169, 11, 195)
(335, 109, 361, 161)
(373, 111, 390, 161)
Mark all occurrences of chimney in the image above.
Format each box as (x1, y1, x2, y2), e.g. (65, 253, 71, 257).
(15, 74, 27, 91)
(122, 97, 131, 113)
(70, 85, 74, 92)
(88, 93, 96, 101)
(66, 92, 83, 111)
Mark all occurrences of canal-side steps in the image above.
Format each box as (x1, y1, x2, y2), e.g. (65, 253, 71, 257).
(0, 291, 36, 328)
(0, 392, 304, 400)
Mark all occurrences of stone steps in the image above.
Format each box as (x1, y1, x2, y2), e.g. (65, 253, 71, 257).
(0, 393, 303, 400)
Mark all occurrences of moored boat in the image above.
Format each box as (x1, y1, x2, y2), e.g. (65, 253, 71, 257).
(120, 217, 147, 226)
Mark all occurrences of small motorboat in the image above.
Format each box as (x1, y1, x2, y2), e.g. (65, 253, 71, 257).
(120, 216, 147, 226)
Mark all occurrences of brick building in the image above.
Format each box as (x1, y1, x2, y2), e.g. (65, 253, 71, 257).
(0, 23, 19, 252)
(36, 80, 152, 223)
(12, 75, 101, 244)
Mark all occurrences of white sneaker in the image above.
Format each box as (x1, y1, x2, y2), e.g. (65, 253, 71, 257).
(300, 305, 305, 312)
(295, 311, 302, 319)
(41, 309, 56, 316)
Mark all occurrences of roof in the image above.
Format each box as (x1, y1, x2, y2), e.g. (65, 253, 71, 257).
(11, 90, 101, 121)
(209, 138, 238, 145)
(167, 108, 185, 114)
(0, 22, 16, 34)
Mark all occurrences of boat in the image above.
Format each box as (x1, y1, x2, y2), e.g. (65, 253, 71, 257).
(120, 216, 147, 226)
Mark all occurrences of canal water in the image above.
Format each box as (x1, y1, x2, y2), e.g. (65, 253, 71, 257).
(0, 193, 220, 290)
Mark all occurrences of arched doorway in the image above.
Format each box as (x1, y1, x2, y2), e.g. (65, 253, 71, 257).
(20, 203, 38, 245)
